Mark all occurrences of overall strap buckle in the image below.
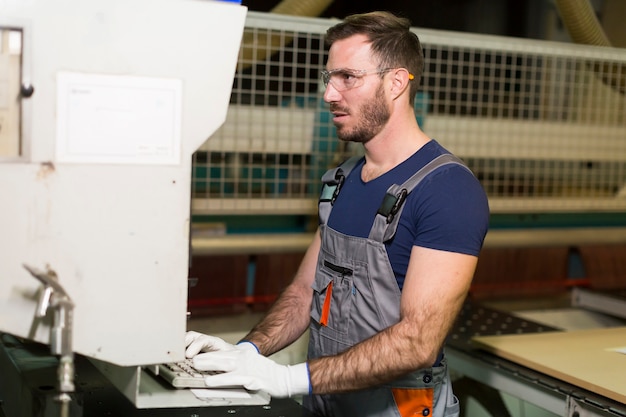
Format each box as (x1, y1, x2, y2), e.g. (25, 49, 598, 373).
(377, 188, 408, 223)
(369, 154, 469, 243)
(318, 156, 363, 226)
(320, 171, 346, 205)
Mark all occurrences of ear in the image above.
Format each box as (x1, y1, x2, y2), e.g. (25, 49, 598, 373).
(389, 68, 412, 101)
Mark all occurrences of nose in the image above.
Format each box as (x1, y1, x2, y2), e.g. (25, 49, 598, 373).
(323, 82, 342, 103)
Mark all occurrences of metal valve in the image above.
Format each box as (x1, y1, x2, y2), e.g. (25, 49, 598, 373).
(23, 264, 75, 417)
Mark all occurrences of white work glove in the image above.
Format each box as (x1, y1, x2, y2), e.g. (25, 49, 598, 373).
(185, 331, 241, 356)
(185, 332, 310, 398)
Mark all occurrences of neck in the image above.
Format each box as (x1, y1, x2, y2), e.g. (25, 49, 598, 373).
(360, 112, 430, 182)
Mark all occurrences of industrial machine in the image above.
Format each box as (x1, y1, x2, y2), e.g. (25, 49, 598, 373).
(0, 0, 292, 415)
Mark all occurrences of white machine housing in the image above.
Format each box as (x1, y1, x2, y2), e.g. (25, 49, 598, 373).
(0, 0, 246, 367)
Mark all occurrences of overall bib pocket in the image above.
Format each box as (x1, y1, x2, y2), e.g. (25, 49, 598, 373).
(310, 259, 354, 337)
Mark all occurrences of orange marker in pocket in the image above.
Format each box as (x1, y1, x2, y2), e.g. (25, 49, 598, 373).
(320, 281, 333, 326)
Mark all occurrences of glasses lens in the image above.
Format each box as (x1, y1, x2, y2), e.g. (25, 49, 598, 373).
(321, 70, 330, 87)
(321, 69, 361, 91)
(340, 71, 358, 90)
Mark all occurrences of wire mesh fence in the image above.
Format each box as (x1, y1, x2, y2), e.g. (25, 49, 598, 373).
(192, 12, 626, 215)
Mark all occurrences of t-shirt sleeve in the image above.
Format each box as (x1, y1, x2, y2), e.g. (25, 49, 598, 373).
(411, 165, 490, 256)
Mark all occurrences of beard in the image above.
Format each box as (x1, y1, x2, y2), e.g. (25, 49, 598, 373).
(332, 84, 390, 144)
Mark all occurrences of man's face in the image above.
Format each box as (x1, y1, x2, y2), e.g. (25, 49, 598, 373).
(323, 35, 391, 144)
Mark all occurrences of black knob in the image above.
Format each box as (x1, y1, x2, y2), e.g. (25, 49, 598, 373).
(21, 84, 35, 98)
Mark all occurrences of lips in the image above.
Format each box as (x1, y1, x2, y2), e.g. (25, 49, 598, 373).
(330, 104, 349, 121)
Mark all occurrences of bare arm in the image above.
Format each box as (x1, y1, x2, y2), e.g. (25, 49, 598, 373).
(309, 245, 477, 394)
(241, 229, 321, 356)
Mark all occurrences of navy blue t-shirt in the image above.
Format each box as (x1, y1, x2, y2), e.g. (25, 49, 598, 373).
(326, 140, 490, 290)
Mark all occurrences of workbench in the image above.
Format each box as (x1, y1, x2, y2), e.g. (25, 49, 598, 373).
(447, 294, 626, 417)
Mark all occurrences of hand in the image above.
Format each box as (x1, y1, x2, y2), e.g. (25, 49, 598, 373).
(185, 331, 241, 357)
(189, 334, 310, 398)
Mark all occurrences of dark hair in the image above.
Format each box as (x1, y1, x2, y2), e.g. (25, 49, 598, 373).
(326, 11, 424, 104)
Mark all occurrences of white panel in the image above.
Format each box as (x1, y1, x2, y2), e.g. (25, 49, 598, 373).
(0, 0, 247, 366)
(56, 72, 182, 165)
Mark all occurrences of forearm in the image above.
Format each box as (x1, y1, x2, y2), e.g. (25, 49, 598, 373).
(308, 316, 440, 394)
(242, 230, 321, 356)
(242, 280, 312, 356)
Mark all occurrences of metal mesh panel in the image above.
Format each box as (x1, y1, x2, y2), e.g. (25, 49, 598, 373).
(192, 12, 626, 215)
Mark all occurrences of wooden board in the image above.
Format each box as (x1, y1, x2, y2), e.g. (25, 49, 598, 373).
(473, 327, 626, 404)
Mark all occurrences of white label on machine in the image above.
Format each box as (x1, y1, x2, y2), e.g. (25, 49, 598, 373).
(56, 72, 182, 165)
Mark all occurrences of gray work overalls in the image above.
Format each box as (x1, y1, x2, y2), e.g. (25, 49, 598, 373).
(304, 154, 466, 417)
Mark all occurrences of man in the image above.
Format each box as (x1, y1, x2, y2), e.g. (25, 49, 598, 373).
(185, 11, 489, 417)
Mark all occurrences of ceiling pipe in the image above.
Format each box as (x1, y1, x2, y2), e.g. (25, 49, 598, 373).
(554, 0, 610, 46)
(554, 0, 624, 93)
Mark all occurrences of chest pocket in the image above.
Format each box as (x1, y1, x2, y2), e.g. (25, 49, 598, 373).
(311, 258, 355, 339)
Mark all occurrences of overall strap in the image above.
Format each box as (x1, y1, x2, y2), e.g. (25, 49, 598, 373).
(318, 156, 362, 225)
(368, 154, 469, 243)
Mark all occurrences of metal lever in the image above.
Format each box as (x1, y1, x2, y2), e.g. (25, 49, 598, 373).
(23, 263, 75, 417)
